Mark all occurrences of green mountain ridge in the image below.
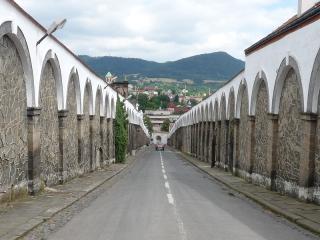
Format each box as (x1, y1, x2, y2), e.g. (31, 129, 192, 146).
(79, 52, 244, 85)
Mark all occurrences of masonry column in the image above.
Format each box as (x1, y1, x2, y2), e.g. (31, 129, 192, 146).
(207, 121, 213, 164)
(77, 114, 84, 174)
(27, 107, 41, 194)
(100, 116, 106, 167)
(248, 116, 256, 176)
(216, 120, 221, 166)
(191, 125, 195, 156)
(233, 118, 240, 175)
(89, 115, 94, 171)
(188, 125, 192, 154)
(107, 118, 115, 162)
(196, 123, 200, 158)
(266, 114, 278, 190)
(203, 121, 208, 162)
(299, 113, 317, 200)
(225, 120, 230, 170)
(58, 110, 68, 183)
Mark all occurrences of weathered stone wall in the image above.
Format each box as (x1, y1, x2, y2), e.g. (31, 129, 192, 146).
(102, 118, 109, 165)
(93, 91, 102, 169)
(316, 115, 320, 188)
(82, 86, 92, 173)
(253, 81, 269, 179)
(239, 87, 250, 173)
(39, 62, 60, 186)
(220, 97, 227, 167)
(276, 69, 302, 195)
(107, 118, 113, 162)
(64, 77, 79, 180)
(0, 35, 28, 195)
(227, 92, 235, 171)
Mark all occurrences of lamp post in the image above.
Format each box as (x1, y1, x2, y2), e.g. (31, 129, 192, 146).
(36, 19, 67, 46)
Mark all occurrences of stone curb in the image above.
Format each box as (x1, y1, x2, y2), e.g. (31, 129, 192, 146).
(177, 151, 320, 237)
(5, 148, 145, 240)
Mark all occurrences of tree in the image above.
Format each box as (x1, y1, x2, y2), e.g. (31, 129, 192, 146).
(114, 96, 128, 163)
(190, 98, 198, 107)
(161, 119, 170, 132)
(144, 115, 153, 136)
(137, 93, 149, 112)
(174, 95, 179, 104)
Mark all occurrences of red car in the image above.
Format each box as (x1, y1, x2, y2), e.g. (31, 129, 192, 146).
(155, 143, 165, 151)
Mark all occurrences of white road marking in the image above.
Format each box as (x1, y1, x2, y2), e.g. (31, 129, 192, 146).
(167, 193, 174, 205)
(160, 151, 188, 240)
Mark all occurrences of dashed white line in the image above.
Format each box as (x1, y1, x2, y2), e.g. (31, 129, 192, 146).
(167, 193, 174, 205)
(160, 151, 188, 240)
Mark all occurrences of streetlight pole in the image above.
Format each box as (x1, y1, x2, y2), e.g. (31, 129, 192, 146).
(36, 19, 67, 46)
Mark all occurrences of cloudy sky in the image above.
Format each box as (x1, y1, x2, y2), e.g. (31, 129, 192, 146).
(15, 0, 296, 62)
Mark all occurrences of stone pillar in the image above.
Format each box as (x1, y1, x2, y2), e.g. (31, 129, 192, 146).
(203, 122, 208, 162)
(233, 119, 240, 175)
(196, 123, 200, 158)
(106, 118, 112, 163)
(299, 113, 317, 200)
(188, 125, 192, 154)
(89, 115, 94, 171)
(207, 122, 213, 164)
(248, 116, 256, 175)
(191, 125, 195, 155)
(227, 120, 234, 172)
(100, 116, 105, 167)
(77, 114, 84, 174)
(58, 110, 68, 183)
(27, 107, 41, 195)
(266, 114, 278, 190)
(225, 120, 230, 170)
(216, 121, 221, 166)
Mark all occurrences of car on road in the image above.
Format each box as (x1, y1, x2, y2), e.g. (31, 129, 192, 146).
(155, 143, 165, 151)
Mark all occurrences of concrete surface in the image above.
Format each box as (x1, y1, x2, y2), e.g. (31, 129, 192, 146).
(48, 148, 320, 240)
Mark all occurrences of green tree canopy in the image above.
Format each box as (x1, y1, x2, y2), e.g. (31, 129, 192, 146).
(161, 119, 170, 132)
(144, 115, 153, 136)
(114, 96, 128, 163)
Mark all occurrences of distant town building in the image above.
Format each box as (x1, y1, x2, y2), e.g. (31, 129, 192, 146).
(145, 109, 180, 145)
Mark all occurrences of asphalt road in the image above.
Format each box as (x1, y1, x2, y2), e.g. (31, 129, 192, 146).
(49, 148, 319, 240)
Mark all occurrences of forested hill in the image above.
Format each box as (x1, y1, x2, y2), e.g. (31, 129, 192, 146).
(79, 52, 244, 85)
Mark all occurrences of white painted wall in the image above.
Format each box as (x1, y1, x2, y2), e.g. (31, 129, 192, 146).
(169, 7, 320, 137)
(0, 0, 149, 137)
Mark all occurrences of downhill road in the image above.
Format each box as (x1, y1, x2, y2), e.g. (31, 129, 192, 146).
(49, 148, 319, 240)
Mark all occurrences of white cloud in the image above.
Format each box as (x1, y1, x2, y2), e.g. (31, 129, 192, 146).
(15, 0, 296, 61)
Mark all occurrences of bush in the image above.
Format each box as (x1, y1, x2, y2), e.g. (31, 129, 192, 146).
(114, 96, 128, 163)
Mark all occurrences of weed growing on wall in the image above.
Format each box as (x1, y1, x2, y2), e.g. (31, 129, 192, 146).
(115, 96, 128, 163)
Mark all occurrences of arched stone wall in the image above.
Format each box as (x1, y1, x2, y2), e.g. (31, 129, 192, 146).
(238, 85, 250, 173)
(227, 90, 235, 171)
(103, 95, 109, 164)
(64, 73, 80, 179)
(253, 80, 269, 182)
(93, 88, 102, 169)
(214, 101, 220, 166)
(0, 34, 28, 193)
(276, 68, 303, 195)
(220, 96, 227, 167)
(82, 83, 92, 173)
(39, 61, 59, 186)
(315, 97, 320, 189)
